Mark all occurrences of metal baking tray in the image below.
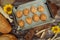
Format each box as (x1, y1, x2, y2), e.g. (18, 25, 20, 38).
(12, 0, 55, 30)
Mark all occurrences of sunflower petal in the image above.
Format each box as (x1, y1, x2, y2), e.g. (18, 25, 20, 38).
(51, 26, 60, 34)
(8, 11, 12, 14)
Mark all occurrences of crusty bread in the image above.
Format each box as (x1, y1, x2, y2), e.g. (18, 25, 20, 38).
(0, 14, 12, 33)
(0, 34, 17, 40)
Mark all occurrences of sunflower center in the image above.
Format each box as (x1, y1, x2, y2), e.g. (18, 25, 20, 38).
(7, 7, 11, 11)
(54, 28, 58, 31)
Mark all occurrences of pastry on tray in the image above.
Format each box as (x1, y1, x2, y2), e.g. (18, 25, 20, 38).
(0, 34, 17, 40)
(40, 13, 47, 21)
(30, 6, 37, 14)
(23, 8, 29, 16)
(0, 14, 12, 33)
(38, 6, 44, 12)
(18, 20, 25, 28)
(32, 14, 39, 22)
(16, 11, 23, 18)
(26, 17, 32, 24)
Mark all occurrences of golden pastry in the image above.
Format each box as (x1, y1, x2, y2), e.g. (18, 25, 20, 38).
(38, 6, 44, 12)
(40, 14, 47, 21)
(18, 20, 25, 28)
(0, 14, 12, 33)
(23, 8, 29, 16)
(32, 14, 39, 22)
(16, 11, 23, 18)
(0, 34, 17, 40)
(31, 6, 37, 14)
(26, 17, 32, 24)
(0, 36, 10, 40)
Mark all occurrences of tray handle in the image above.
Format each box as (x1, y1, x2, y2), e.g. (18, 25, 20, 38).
(13, 6, 17, 13)
(45, 2, 55, 18)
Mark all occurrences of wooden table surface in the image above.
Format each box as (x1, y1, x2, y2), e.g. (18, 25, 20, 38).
(0, 0, 60, 40)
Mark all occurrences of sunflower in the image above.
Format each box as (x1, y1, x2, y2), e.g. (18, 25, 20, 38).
(51, 26, 60, 34)
(3, 4, 13, 14)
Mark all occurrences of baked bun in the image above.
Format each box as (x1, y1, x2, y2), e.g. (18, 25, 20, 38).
(16, 11, 23, 18)
(31, 6, 37, 14)
(23, 8, 29, 16)
(18, 20, 25, 28)
(38, 6, 44, 12)
(32, 14, 39, 22)
(40, 14, 47, 21)
(26, 17, 32, 24)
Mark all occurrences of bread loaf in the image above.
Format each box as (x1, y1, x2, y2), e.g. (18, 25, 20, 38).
(0, 14, 12, 33)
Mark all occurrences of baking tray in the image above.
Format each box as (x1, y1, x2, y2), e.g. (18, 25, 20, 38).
(12, 0, 55, 30)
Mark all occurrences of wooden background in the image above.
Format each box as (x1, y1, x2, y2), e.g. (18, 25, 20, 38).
(0, 0, 60, 40)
